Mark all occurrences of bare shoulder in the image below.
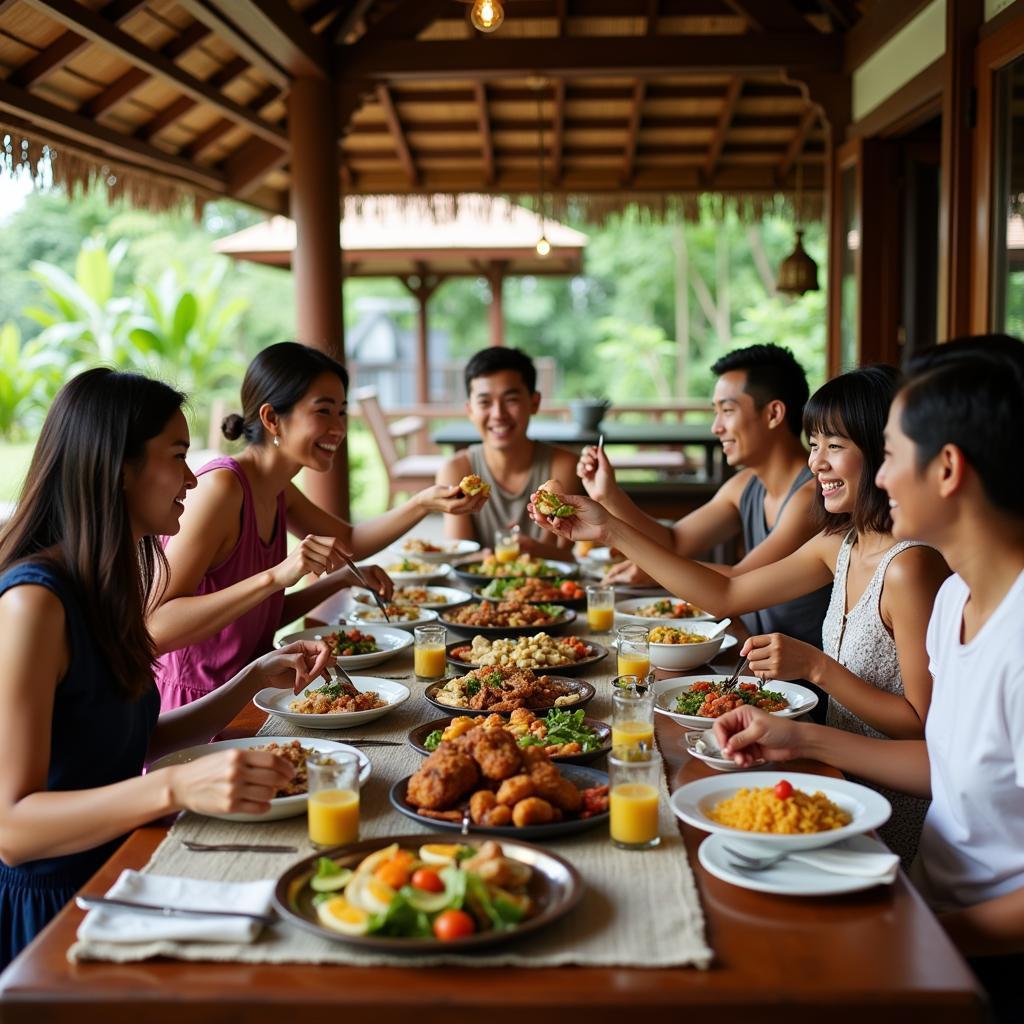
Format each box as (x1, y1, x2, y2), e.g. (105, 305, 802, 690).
(437, 450, 471, 485)
(0, 581, 66, 634)
(884, 544, 951, 596)
(714, 467, 756, 507)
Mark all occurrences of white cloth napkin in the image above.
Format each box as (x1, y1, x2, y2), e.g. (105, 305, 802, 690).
(76, 870, 276, 945)
(728, 835, 899, 881)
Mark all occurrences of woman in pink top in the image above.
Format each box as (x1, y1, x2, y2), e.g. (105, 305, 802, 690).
(152, 342, 486, 710)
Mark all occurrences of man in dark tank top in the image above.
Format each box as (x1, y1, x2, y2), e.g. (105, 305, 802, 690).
(436, 347, 580, 560)
(578, 343, 831, 719)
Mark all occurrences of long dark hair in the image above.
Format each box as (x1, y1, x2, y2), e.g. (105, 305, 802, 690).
(803, 365, 901, 536)
(0, 369, 186, 700)
(222, 341, 349, 444)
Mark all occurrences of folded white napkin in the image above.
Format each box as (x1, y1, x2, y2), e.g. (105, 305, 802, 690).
(77, 870, 276, 945)
(728, 835, 899, 881)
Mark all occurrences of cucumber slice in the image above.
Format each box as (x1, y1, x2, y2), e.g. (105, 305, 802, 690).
(404, 888, 451, 914)
(310, 866, 353, 892)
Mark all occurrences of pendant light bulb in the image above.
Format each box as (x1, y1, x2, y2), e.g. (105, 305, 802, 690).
(535, 234, 551, 257)
(470, 0, 504, 32)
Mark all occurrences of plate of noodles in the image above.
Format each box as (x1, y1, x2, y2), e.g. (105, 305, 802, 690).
(669, 771, 891, 851)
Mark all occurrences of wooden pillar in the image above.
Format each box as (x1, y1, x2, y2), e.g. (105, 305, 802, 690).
(289, 76, 348, 519)
(938, 0, 983, 341)
(399, 269, 444, 409)
(486, 260, 506, 346)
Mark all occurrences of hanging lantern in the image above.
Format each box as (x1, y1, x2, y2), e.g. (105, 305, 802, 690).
(776, 229, 818, 295)
(535, 234, 551, 257)
(470, 0, 504, 32)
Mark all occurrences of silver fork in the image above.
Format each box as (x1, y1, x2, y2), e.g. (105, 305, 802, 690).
(720, 656, 750, 693)
(313, 635, 358, 688)
(338, 554, 391, 622)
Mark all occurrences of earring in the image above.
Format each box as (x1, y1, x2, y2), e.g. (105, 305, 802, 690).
(273, 435, 280, 448)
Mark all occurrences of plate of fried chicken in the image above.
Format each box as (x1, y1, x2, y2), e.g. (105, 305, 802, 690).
(389, 723, 610, 839)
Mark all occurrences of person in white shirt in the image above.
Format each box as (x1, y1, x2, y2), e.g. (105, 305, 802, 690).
(706, 335, 1024, 1024)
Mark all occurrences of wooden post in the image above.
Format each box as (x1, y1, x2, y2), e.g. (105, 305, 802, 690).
(486, 260, 506, 346)
(399, 269, 444, 410)
(289, 75, 348, 519)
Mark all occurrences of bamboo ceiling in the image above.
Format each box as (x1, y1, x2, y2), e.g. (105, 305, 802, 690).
(0, 0, 869, 217)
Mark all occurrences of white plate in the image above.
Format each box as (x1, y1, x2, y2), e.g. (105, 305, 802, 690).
(682, 727, 766, 772)
(254, 677, 411, 730)
(277, 624, 413, 669)
(353, 585, 470, 611)
(698, 833, 897, 895)
(583, 546, 624, 566)
(650, 632, 737, 671)
(652, 674, 818, 730)
(346, 606, 439, 631)
(670, 771, 891, 851)
(383, 562, 453, 583)
(615, 596, 715, 624)
(149, 736, 370, 822)
(393, 538, 480, 563)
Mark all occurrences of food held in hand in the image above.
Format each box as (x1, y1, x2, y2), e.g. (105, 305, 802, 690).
(707, 784, 852, 834)
(458, 474, 491, 498)
(253, 740, 314, 796)
(534, 489, 576, 519)
(290, 679, 386, 715)
(324, 628, 380, 656)
(450, 633, 594, 670)
(445, 599, 566, 629)
(673, 680, 789, 718)
(433, 666, 581, 712)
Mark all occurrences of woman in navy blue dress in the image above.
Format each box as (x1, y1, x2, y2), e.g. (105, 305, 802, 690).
(0, 369, 333, 968)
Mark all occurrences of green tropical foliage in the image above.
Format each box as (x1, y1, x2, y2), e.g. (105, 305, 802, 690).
(0, 321, 64, 439)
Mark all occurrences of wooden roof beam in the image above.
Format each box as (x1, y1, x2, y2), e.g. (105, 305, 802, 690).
(551, 79, 565, 185)
(775, 105, 817, 183)
(703, 75, 742, 182)
(474, 81, 495, 187)
(646, 0, 659, 35)
(184, 84, 279, 159)
(24, 0, 287, 147)
(722, 1, 808, 33)
(556, 0, 568, 37)
(330, 0, 378, 44)
(192, 0, 328, 79)
(376, 83, 419, 187)
(137, 55, 248, 141)
(621, 80, 645, 185)
(359, 0, 454, 42)
(0, 76, 225, 192)
(339, 34, 842, 80)
(224, 136, 288, 199)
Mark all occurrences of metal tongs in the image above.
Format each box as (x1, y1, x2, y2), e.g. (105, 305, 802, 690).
(720, 655, 750, 693)
(338, 552, 390, 622)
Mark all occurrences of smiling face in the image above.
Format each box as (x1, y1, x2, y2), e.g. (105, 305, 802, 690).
(273, 371, 348, 470)
(807, 426, 864, 518)
(711, 370, 775, 467)
(465, 369, 540, 451)
(876, 395, 935, 542)
(122, 408, 196, 540)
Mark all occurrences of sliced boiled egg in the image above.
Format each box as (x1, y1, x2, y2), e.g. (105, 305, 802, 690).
(354, 842, 400, 876)
(316, 896, 371, 936)
(345, 872, 397, 915)
(419, 843, 469, 866)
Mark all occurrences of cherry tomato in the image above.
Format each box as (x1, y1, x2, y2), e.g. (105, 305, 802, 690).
(433, 909, 475, 942)
(774, 780, 794, 800)
(411, 868, 444, 893)
(560, 580, 577, 597)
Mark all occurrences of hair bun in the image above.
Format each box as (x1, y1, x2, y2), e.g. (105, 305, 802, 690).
(221, 413, 244, 441)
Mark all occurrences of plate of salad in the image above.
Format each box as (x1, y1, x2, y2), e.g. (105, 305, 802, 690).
(407, 709, 611, 765)
(273, 833, 582, 950)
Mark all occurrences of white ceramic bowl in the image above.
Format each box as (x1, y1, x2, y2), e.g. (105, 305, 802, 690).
(670, 771, 891, 851)
(652, 674, 819, 730)
(648, 622, 735, 670)
(346, 605, 439, 632)
(393, 538, 480, 564)
(615, 595, 715, 625)
(383, 561, 453, 584)
(277, 624, 413, 670)
(254, 676, 411, 730)
(681, 728, 764, 772)
(149, 736, 371, 822)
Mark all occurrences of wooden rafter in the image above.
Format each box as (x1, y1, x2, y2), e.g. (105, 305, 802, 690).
(551, 79, 565, 184)
(360, 0, 452, 42)
(703, 76, 742, 182)
(24, 0, 287, 147)
(646, 0, 659, 36)
(339, 34, 843, 80)
(330, 0, 378, 43)
(184, 84, 280, 159)
(621, 80, 645, 185)
(344, 141, 823, 161)
(223, 137, 288, 198)
(473, 81, 495, 186)
(137, 55, 248, 141)
(556, 0, 568, 37)
(775, 106, 817, 183)
(379, 81, 801, 103)
(722, 0, 808, 33)
(0, 76, 225, 193)
(376, 83, 418, 186)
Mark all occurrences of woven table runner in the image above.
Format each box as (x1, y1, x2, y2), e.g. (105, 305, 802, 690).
(70, 632, 711, 968)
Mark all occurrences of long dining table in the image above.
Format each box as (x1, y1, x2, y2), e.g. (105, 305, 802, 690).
(0, 587, 985, 1023)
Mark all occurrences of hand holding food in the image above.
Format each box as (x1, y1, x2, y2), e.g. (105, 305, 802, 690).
(168, 747, 296, 817)
(712, 705, 804, 767)
(420, 482, 489, 514)
(271, 534, 354, 589)
(253, 639, 335, 693)
(534, 488, 578, 519)
(528, 483, 610, 544)
(458, 474, 491, 498)
(741, 632, 825, 684)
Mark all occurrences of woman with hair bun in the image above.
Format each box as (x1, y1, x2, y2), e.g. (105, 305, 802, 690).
(151, 342, 486, 710)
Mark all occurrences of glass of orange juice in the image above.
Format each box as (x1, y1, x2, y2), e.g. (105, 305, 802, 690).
(586, 584, 615, 634)
(609, 749, 662, 850)
(611, 686, 655, 755)
(414, 623, 447, 681)
(307, 752, 361, 849)
(494, 526, 520, 564)
(616, 624, 650, 680)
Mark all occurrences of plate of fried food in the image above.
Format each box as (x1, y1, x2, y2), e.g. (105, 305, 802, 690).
(149, 737, 370, 822)
(254, 675, 411, 729)
(452, 554, 577, 585)
(274, 833, 582, 950)
(278, 624, 413, 670)
(445, 634, 608, 676)
(397, 537, 481, 564)
(390, 728, 610, 839)
(353, 585, 471, 611)
(409, 709, 612, 765)
(424, 666, 596, 716)
(439, 599, 576, 637)
(475, 576, 587, 609)
(347, 604, 439, 631)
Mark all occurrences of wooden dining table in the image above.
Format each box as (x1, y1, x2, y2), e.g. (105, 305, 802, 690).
(0, 589, 986, 1023)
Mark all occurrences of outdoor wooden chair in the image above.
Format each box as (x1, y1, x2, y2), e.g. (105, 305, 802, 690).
(353, 386, 445, 507)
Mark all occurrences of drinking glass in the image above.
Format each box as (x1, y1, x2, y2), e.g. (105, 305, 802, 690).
(307, 752, 361, 849)
(616, 624, 650, 680)
(609, 748, 662, 850)
(494, 526, 521, 564)
(414, 623, 447, 681)
(586, 584, 615, 634)
(611, 686, 655, 755)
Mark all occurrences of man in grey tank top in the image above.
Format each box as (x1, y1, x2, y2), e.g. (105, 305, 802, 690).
(436, 348, 580, 560)
(578, 344, 831, 717)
